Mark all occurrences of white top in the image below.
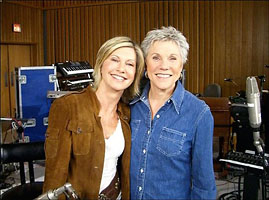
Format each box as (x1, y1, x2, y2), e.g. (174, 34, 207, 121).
(99, 119, 125, 193)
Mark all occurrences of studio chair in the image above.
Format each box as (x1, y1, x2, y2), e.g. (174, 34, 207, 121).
(204, 83, 222, 97)
(0, 142, 45, 200)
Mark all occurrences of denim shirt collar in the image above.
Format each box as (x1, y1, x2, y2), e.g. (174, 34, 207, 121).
(130, 80, 185, 115)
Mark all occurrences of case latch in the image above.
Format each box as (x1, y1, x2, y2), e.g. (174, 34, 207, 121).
(43, 117, 48, 126)
(49, 74, 57, 83)
(18, 75, 27, 84)
(25, 118, 36, 127)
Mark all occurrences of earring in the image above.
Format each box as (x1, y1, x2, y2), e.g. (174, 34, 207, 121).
(145, 71, 148, 78)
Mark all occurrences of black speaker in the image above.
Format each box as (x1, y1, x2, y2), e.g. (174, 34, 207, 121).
(231, 105, 255, 152)
(262, 92, 269, 153)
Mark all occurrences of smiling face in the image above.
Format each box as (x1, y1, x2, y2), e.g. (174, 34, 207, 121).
(146, 40, 183, 94)
(99, 47, 136, 93)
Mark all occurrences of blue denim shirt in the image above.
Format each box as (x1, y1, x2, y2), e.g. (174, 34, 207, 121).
(130, 81, 216, 199)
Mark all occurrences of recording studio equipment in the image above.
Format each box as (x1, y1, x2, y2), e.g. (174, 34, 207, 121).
(58, 74, 93, 91)
(15, 66, 57, 142)
(1, 142, 45, 164)
(10, 119, 24, 140)
(230, 102, 256, 153)
(56, 61, 93, 77)
(263, 92, 269, 152)
(35, 182, 80, 200)
(220, 151, 268, 171)
(1, 141, 45, 189)
(224, 78, 239, 86)
(219, 150, 268, 200)
(246, 77, 263, 154)
(220, 76, 268, 200)
(224, 78, 232, 82)
(0, 118, 30, 143)
(47, 90, 72, 99)
(257, 75, 266, 82)
(55, 61, 94, 91)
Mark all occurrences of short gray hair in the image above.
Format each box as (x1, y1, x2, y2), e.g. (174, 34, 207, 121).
(141, 26, 189, 65)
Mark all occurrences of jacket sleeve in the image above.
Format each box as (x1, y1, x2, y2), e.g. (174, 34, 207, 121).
(191, 106, 217, 199)
(43, 98, 72, 194)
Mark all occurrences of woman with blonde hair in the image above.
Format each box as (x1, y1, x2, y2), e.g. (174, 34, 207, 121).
(43, 36, 144, 199)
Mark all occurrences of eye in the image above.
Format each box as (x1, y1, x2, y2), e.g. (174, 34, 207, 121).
(127, 62, 135, 67)
(152, 56, 160, 61)
(169, 57, 177, 61)
(111, 57, 119, 62)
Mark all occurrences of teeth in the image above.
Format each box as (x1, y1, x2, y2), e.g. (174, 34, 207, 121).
(112, 74, 124, 80)
(156, 74, 171, 78)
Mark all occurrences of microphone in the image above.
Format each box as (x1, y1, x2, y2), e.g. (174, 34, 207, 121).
(35, 183, 80, 200)
(246, 77, 263, 153)
(224, 78, 232, 82)
(246, 77, 262, 128)
(224, 78, 238, 86)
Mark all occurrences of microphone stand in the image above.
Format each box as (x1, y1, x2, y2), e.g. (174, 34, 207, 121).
(224, 78, 239, 87)
(259, 143, 267, 200)
(252, 125, 268, 200)
(35, 182, 80, 200)
(256, 75, 268, 200)
(246, 76, 268, 200)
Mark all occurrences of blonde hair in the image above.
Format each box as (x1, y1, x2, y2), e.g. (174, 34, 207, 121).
(92, 36, 144, 103)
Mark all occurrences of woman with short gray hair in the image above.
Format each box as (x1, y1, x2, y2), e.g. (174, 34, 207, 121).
(130, 26, 216, 199)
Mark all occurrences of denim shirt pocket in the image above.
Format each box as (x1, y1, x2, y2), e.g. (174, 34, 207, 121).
(45, 127, 59, 159)
(67, 120, 93, 155)
(130, 119, 141, 141)
(156, 127, 186, 157)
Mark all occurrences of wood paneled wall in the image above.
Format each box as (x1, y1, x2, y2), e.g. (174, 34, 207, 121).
(0, 2, 44, 65)
(2, 1, 269, 97)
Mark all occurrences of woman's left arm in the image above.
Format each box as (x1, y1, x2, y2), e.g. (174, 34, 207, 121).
(191, 106, 217, 199)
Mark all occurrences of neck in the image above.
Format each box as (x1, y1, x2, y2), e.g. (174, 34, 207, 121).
(96, 84, 123, 116)
(148, 85, 175, 119)
(148, 85, 174, 104)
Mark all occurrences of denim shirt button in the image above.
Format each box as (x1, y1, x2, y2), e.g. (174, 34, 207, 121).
(143, 149, 146, 154)
(140, 168, 144, 173)
(147, 130, 150, 134)
(139, 186, 142, 191)
(156, 114, 160, 119)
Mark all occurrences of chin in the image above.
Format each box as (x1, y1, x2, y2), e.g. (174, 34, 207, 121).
(155, 83, 176, 91)
(112, 83, 131, 91)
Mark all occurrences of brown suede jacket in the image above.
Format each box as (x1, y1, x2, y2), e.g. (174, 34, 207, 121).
(43, 86, 131, 199)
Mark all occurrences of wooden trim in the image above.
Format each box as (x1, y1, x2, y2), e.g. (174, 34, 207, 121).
(30, 44, 38, 66)
(42, 1, 139, 10)
(0, 41, 37, 45)
(5, 1, 43, 9)
(58, 1, 139, 10)
(6, 0, 140, 10)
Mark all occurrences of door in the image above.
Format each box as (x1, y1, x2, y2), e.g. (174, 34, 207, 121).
(1, 45, 10, 120)
(1, 44, 31, 132)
